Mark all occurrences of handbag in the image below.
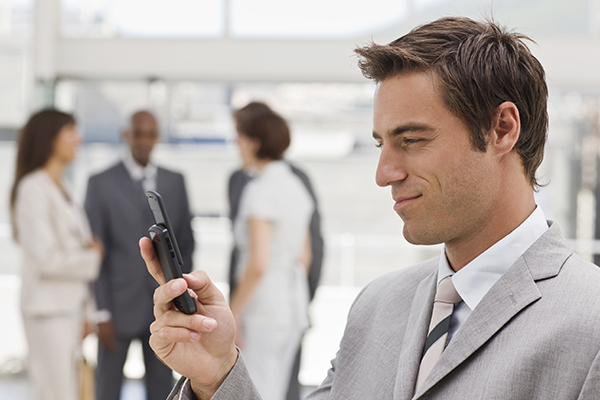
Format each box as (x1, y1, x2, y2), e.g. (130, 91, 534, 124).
(79, 357, 96, 400)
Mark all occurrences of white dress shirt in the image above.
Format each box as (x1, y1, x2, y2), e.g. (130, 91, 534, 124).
(438, 206, 549, 342)
(122, 150, 157, 193)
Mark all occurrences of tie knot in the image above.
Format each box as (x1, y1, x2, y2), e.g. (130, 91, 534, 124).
(435, 276, 462, 305)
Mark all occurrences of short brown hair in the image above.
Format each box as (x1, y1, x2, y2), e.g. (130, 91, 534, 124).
(238, 112, 290, 161)
(233, 101, 274, 127)
(355, 17, 548, 188)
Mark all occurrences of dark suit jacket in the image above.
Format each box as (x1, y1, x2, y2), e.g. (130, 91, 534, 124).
(85, 161, 194, 337)
(227, 164, 324, 301)
(170, 222, 600, 400)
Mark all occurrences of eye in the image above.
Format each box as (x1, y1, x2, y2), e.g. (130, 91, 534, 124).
(375, 142, 383, 149)
(402, 137, 423, 146)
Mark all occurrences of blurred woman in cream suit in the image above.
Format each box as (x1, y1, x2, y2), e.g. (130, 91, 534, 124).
(10, 109, 103, 400)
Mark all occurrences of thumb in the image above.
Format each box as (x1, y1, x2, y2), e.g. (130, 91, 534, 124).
(183, 271, 227, 306)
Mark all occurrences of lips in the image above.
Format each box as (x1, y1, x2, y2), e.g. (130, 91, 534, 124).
(393, 194, 422, 211)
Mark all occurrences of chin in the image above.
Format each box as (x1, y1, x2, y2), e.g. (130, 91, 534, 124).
(402, 226, 444, 246)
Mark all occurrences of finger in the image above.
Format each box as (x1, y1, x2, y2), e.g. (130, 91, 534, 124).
(183, 271, 226, 305)
(150, 310, 217, 336)
(140, 237, 166, 285)
(150, 325, 202, 350)
(153, 278, 188, 317)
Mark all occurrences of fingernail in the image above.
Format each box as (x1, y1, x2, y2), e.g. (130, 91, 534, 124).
(203, 318, 216, 330)
(190, 332, 200, 341)
(172, 281, 181, 292)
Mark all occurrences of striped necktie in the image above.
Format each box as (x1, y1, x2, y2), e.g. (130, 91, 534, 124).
(415, 276, 462, 391)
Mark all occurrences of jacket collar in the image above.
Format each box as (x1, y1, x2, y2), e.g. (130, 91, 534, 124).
(411, 222, 573, 399)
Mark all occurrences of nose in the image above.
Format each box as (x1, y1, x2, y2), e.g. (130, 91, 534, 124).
(375, 145, 408, 187)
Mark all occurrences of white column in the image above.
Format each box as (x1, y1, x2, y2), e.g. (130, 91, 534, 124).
(33, 0, 61, 106)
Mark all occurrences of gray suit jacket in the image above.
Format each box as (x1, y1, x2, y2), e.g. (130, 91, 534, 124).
(85, 161, 194, 337)
(169, 221, 600, 399)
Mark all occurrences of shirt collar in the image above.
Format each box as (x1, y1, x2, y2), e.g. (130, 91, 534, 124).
(437, 206, 549, 311)
(244, 160, 286, 178)
(122, 149, 157, 183)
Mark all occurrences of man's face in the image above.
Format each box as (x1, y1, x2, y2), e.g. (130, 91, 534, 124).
(373, 71, 497, 248)
(124, 114, 159, 166)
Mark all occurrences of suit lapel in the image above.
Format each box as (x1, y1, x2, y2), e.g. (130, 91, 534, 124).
(413, 222, 572, 398)
(40, 171, 92, 244)
(117, 161, 147, 202)
(393, 268, 437, 400)
(156, 168, 168, 195)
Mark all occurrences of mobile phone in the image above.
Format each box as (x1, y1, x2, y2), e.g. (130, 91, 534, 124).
(146, 190, 197, 315)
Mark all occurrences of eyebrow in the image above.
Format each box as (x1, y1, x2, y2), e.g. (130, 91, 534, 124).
(373, 123, 434, 140)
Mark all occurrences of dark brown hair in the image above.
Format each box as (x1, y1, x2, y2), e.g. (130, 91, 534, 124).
(355, 17, 548, 188)
(10, 109, 76, 237)
(232, 101, 275, 127)
(238, 111, 290, 161)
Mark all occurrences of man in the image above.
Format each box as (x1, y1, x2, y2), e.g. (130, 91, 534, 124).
(85, 110, 195, 400)
(227, 102, 324, 400)
(140, 17, 600, 400)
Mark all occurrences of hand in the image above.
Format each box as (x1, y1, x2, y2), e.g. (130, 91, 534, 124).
(89, 236, 104, 259)
(233, 313, 245, 349)
(82, 320, 95, 342)
(97, 320, 117, 350)
(139, 237, 238, 400)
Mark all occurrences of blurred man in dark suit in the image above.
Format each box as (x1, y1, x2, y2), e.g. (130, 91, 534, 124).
(85, 110, 195, 400)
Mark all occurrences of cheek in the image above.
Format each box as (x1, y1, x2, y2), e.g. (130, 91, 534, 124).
(55, 137, 69, 154)
(441, 153, 495, 218)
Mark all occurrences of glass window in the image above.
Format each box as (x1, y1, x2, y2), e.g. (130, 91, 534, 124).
(61, 0, 224, 38)
(230, 0, 407, 38)
(231, 0, 596, 38)
(0, 0, 33, 38)
(60, 0, 598, 39)
(413, 0, 594, 36)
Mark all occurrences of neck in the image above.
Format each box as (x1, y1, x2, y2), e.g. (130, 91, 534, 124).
(445, 176, 536, 272)
(248, 158, 272, 171)
(131, 153, 149, 167)
(43, 157, 66, 186)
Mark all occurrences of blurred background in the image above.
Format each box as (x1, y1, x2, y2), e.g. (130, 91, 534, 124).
(1, 0, 600, 398)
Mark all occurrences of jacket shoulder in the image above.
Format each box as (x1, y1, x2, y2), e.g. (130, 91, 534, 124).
(88, 162, 125, 184)
(555, 252, 600, 301)
(17, 170, 49, 199)
(350, 257, 438, 314)
(157, 167, 184, 181)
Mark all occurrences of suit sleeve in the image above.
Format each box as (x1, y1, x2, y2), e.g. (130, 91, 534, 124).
(305, 283, 375, 400)
(578, 349, 600, 399)
(167, 282, 366, 400)
(84, 176, 113, 313)
(168, 352, 263, 400)
(15, 178, 100, 281)
(174, 174, 195, 274)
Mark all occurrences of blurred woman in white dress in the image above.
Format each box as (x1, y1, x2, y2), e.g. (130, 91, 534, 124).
(229, 109, 314, 400)
(10, 109, 103, 400)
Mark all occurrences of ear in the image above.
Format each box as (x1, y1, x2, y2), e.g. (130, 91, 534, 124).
(490, 101, 520, 156)
(249, 137, 261, 154)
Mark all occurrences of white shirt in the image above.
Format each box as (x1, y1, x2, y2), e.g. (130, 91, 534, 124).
(438, 206, 549, 342)
(122, 150, 157, 193)
(233, 160, 314, 328)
